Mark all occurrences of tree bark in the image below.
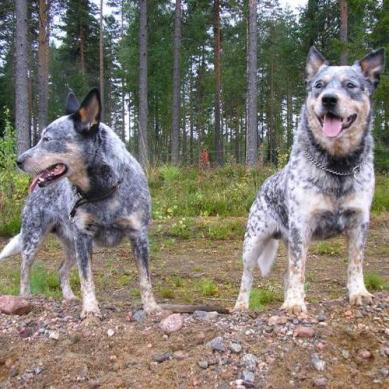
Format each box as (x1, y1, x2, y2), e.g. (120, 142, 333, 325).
(121, 0, 125, 141)
(38, 0, 49, 136)
(246, 0, 258, 166)
(138, 0, 149, 168)
(80, 26, 86, 75)
(99, 0, 105, 121)
(339, 0, 348, 65)
(15, 0, 30, 155)
(171, 0, 182, 165)
(213, 0, 223, 166)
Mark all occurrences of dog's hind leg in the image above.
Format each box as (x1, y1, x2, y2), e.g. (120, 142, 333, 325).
(20, 228, 46, 297)
(74, 233, 101, 319)
(234, 202, 278, 312)
(130, 229, 160, 314)
(57, 235, 78, 301)
(346, 220, 373, 306)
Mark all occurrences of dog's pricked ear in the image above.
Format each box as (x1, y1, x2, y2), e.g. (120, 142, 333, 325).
(357, 48, 385, 88)
(306, 46, 328, 81)
(74, 88, 101, 134)
(65, 93, 80, 115)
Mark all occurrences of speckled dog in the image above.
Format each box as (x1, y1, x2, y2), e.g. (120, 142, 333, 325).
(234, 47, 385, 314)
(8, 89, 159, 318)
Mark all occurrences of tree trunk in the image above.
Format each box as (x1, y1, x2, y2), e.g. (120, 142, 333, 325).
(171, 0, 181, 165)
(121, 0, 125, 142)
(80, 26, 86, 75)
(213, 0, 223, 166)
(15, 0, 30, 155)
(246, 0, 258, 166)
(138, 0, 149, 168)
(99, 0, 105, 121)
(339, 0, 348, 65)
(38, 0, 49, 136)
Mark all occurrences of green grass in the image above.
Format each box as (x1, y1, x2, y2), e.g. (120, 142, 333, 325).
(249, 287, 282, 311)
(365, 272, 388, 291)
(197, 278, 218, 297)
(311, 241, 343, 256)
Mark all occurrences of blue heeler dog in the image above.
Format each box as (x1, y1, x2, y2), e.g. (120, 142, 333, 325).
(3, 89, 160, 319)
(234, 47, 385, 314)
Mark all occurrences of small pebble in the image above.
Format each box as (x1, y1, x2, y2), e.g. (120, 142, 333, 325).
(313, 376, 328, 387)
(294, 326, 315, 338)
(206, 336, 225, 352)
(229, 342, 242, 354)
(311, 353, 326, 371)
(241, 369, 255, 384)
(241, 353, 257, 371)
(198, 360, 208, 369)
(107, 329, 115, 337)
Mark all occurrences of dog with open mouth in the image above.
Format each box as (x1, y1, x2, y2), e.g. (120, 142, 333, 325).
(234, 47, 385, 314)
(12, 89, 160, 319)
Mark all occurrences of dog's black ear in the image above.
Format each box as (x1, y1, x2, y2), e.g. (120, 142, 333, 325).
(357, 48, 385, 88)
(306, 46, 328, 81)
(73, 88, 101, 134)
(65, 92, 80, 115)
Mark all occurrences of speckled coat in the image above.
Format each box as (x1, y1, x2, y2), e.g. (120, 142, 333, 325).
(234, 47, 385, 314)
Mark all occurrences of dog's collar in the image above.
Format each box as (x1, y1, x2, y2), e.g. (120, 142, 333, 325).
(304, 150, 362, 178)
(69, 179, 123, 221)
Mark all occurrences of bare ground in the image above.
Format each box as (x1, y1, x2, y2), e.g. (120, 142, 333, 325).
(0, 215, 388, 388)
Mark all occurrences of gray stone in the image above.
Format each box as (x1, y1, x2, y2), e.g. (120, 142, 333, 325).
(241, 369, 255, 384)
(313, 377, 328, 387)
(133, 310, 146, 322)
(206, 336, 225, 352)
(311, 353, 326, 372)
(198, 360, 208, 369)
(229, 342, 242, 354)
(241, 353, 258, 371)
(152, 352, 173, 363)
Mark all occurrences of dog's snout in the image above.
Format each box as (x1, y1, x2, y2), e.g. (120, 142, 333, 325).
(322, 94, 338, 108)
(16, 157, 24, 169)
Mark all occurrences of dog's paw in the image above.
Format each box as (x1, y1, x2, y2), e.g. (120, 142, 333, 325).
(281, 301, 307, 315)
(349, 291, 373, 306)
(80, 306, 102, 321)
(144, 303, 162, 315)
(232, 302, 249, 313)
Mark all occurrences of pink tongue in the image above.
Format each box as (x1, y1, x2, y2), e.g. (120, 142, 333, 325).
(29, 175, 41, 193)
(323, 115, 342, 137)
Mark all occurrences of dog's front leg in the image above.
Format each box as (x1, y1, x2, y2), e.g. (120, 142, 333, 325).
(347, 220, 372, 306)
(282, 223, 309, 314)
(73, 233, 101, 319)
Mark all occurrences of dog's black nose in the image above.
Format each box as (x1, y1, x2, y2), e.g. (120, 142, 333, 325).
(322, 94, 338, 108)
(16, 157, 24, 169)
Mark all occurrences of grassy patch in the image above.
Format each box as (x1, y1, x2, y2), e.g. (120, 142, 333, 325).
(159, 286, 175, 299)
(365, 272, 388, 291)
(311, 241, 343, 256)
(197, 278, 218, 297)
(249, 288, 281, 311)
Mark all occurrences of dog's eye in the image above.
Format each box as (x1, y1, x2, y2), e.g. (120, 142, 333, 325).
(347, 82, 356, 89)
(314, 81, 324, 89)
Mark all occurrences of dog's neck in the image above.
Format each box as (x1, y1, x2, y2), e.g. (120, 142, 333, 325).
(297, 108, 372, 173)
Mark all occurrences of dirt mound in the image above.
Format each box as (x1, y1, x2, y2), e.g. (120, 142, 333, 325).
(0, 293, 388, 388)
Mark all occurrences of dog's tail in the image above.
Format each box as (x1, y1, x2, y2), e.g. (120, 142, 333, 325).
(0, 233, 22, 262)
(257, 239, 279, 277)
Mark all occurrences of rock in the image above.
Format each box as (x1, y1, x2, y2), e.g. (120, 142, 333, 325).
(133, 310, 146, 322)
(18, 327, 33, 338)
(89, 379, 101, 388)
(317, 313, 326, 322)
(159, 314, 183, 333)
(313, 377, 328, 387)
(341, 350, 350, 359)
(384, 328, 389, 338)
(206, 336, 225, 352)
(0, 296, 32, 315)
(107, 329, 115, 337)
(379, 367, 389, 378)
(173, 351, 188, 360)
(193, 310, 218, 321)
(241, 353, 258, 371)
(9, 367, 18, 378)
(358, 349, 372, 359)
(380, 345, 389, 357)
(229, 342, 242, 354)
(152, 352, 172, 363)
(241, 369, 255, 384)
(294, 326, 315, 338)
(198, 360, 208, 369)
(49, 331, 59, 340)
(268, 315, 280, 326)
(311, 353, 326, 371)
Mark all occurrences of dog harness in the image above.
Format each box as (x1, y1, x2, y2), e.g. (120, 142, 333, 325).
(69, 179, 123, 221)
(304, 150, 363, 179)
